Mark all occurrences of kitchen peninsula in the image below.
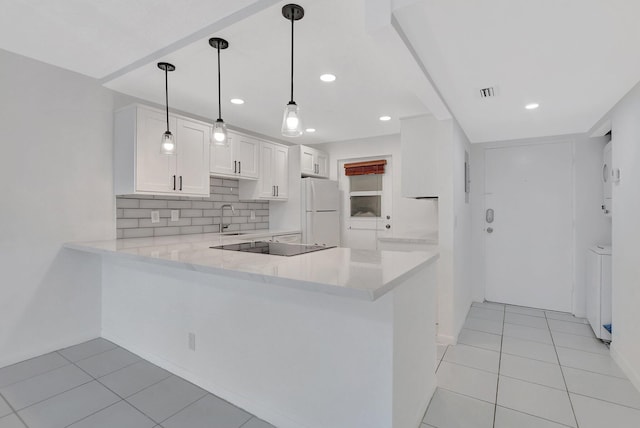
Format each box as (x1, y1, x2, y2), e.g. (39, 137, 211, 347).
(67, 232, 439, 428)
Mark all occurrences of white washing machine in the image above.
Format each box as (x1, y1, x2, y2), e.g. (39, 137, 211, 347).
(586, 245, 612, 341)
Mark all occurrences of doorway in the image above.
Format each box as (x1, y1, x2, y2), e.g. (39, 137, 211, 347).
(338, 156, 392, 250)
(484, 142, 574, 311)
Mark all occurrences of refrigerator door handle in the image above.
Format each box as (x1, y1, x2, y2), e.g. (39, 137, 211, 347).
(310, 180, 316, 212)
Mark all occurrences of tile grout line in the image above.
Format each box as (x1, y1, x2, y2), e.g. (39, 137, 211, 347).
(67, 358, 172, 426)
(545, 311, 580, 428)
(492, 304, 506, 428)
(155, 391, 210, 425)
(495, 404, 576, 428)
(0, 392, 30, 428)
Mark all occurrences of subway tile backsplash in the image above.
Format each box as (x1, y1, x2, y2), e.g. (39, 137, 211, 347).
(116, 178, 269, 238)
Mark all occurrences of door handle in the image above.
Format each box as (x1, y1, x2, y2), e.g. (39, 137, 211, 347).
(234, 161, 237, 174)
(272, 185, 275, 196)
(179, 176, 183, 191)
(276, 185, 279, 196)
(238, 161, 241, 174)
(173, 175, 176, 191)
(486, 208, 494, 223)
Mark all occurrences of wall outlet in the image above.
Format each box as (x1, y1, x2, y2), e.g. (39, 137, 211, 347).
(250, 210, 256, 220)
(188, 332, 196, 351)
(151, 211, 160, 223)
(171, 210, 179, 221)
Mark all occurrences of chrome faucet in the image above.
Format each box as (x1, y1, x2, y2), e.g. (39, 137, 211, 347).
(221, 204, 235, 231)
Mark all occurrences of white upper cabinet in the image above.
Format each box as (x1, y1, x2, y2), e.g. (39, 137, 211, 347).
(114, 104, 211, 197)
(239, 140, 289, 201)
(401, 115, 443, 198)
(210, 130, 259, 180)
(296, 145, 329, 178)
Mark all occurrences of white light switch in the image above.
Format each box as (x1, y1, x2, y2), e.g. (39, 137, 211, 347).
(151, 211, 160, 223)
(171, 210, 179, 221)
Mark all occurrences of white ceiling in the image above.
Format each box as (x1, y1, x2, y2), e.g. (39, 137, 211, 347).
(103, 0, 431, 144)
(4, 0, 640, 144)
(393, 0, 640, 143)
(0, 0, 270, 79)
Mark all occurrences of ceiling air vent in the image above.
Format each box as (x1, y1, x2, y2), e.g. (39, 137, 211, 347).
(479, 87, 495, 98)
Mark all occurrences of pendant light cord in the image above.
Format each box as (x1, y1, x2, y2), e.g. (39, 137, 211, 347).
(290, 15, 294, 103)
(164, 67, 170, 132)
(217, 45, 222, 120)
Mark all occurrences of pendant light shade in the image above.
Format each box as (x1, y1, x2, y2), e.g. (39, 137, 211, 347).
(209, 37, 229, 145)
(157, 62, 176, 155)
(281, 4, 304, 137)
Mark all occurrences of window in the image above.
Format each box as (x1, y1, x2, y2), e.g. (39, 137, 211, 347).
(349, 173, 383, 218)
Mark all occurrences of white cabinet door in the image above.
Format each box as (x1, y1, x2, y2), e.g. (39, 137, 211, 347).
(274, 144, 289, 199)
(210, 131, 236, 176)
(176, 118, 211, 196)
(239, 140, 289, 200)
(236, 134, 260, 179)
(299, 145, 329, 178)
(136, 108, 177, 193)
(316, 151, 329, 178)
(258, 142, 276, 198)
(115, 104, 211, 196)
(300, 147, 316, 176)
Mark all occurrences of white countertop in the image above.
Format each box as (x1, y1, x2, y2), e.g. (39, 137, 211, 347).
(65, 231, 438, 301)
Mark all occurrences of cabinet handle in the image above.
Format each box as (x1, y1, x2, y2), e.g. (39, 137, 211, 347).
(276, 185, 279, 197)
(315, 164, 318, 174)
(238, 161, 241, 174)
(179, 175, 183, 191)
(234, 161, 237, 174)
(173, 175, 176, 191)
(272, 185, 275, 196)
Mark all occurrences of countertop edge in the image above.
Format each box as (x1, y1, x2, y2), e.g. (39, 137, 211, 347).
(64, 235, 439, 302)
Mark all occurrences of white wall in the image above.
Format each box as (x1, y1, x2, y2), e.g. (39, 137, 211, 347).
(597, 81, 640, 391)
(574, 136, 612, 316)
(321, 134, 439, 237)
(0, 49, 116, 367)
(450, 121, 473, 339)
(436, 119, 472, 343)
(470, 135, 612, 315)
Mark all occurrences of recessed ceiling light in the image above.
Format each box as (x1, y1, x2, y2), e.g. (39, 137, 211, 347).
(230, 98, 244, 105)
(305, 128, 316, 133)
(525, 103, 539, 110)
(320, 74, 336, 82)
(379, 115, 391, 121)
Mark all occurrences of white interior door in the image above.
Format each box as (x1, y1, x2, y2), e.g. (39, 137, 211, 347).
(484, 142, 574, 311)
(339, 157, 392, 250)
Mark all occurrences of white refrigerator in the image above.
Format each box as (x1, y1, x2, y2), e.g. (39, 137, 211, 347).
(301, 177, 340, 247)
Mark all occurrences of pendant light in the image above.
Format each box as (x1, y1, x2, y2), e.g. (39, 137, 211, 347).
(281, 4, 304, 137)
(158, 62, 176, 155)
(209, 37, 229, 144)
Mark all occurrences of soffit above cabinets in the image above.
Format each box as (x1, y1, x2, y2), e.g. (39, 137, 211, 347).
(393, 0, 640, 143)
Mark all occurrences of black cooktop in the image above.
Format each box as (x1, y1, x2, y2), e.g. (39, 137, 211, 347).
(210, 241, 334, 256)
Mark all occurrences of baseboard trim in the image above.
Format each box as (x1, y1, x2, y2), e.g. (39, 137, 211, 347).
(610, 343, 640, 394)
(0, 334, 100, 370)
(437, 334, 457, 345)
